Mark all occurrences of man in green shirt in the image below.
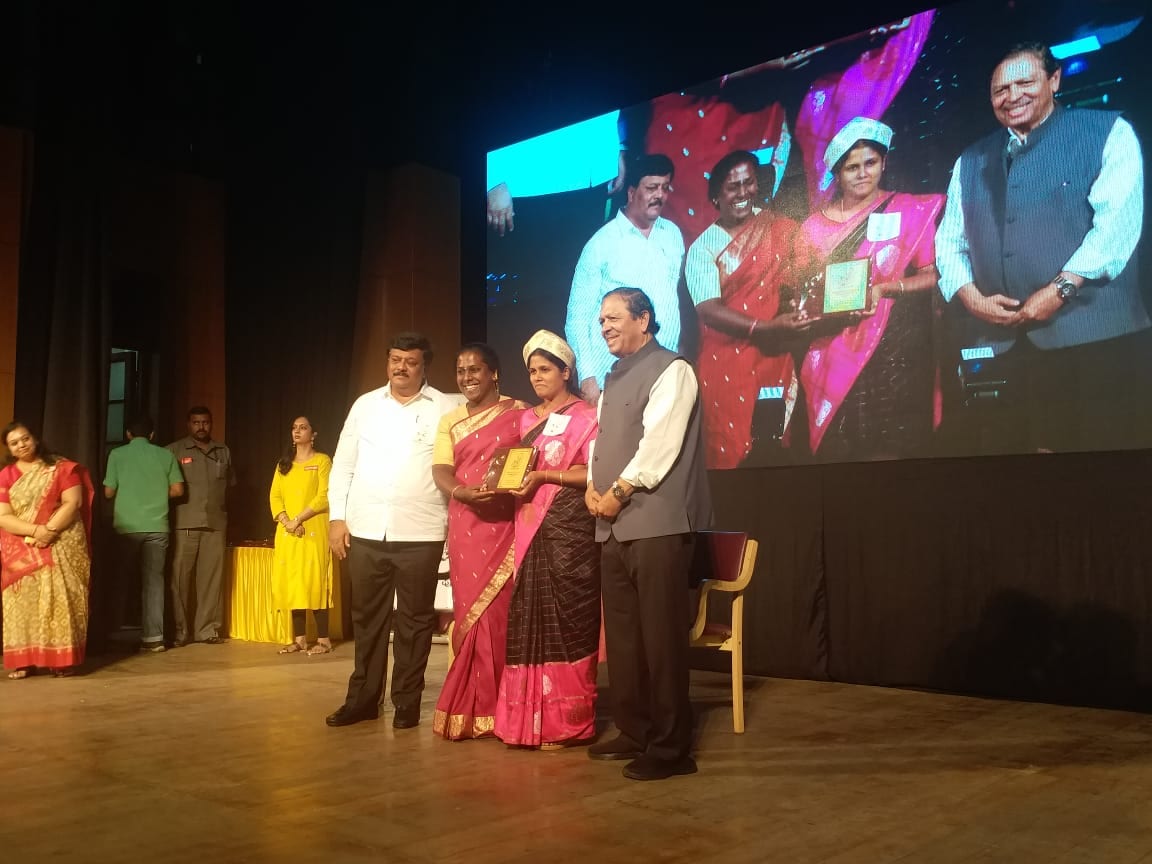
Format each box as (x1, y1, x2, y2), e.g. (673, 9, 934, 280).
(104, 415, 185, 652)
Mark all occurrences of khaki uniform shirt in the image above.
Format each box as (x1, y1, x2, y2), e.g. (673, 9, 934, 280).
(166, 436, 236, 531)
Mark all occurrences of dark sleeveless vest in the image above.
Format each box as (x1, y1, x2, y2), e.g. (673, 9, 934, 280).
(956, 105, 1147, 354)
(590, 339, 713, 543)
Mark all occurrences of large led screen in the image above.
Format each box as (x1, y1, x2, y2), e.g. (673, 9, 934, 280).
(486, 0, 1152, 467)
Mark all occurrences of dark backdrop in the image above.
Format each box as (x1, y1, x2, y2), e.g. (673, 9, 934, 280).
(10, 0, 1152, 710)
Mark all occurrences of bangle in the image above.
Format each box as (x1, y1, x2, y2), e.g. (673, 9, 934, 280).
(746, 318, 758, 340)
(898, 280, 905, 296)
(451, 484, 464, 501)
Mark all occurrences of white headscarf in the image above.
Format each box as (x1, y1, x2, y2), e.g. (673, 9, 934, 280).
(823, 116, 894, 173)
(522, 329, 576, 370)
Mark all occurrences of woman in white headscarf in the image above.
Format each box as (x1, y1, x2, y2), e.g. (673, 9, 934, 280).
(797, 116, 945, 460)
(494, 330, 601, 750)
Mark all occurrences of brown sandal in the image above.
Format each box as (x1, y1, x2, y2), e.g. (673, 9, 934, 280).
(278, 640, 307, 655)
(307, 641, 333, 655)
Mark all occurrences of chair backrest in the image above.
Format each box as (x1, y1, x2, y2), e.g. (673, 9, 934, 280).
(692, 530, 749, 585)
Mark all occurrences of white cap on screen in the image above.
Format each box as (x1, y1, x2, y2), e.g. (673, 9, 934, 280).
(823, 116, 894, 171)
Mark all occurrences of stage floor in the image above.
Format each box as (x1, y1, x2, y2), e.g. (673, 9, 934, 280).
(5, 639, 1152, 863)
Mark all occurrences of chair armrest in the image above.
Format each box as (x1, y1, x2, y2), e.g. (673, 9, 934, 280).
(690, 579, 718, 641)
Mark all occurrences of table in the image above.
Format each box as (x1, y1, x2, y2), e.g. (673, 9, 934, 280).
(225, 545, 346, 643)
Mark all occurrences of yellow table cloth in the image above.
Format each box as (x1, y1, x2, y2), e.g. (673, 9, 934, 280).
(226, 545, 344, 643)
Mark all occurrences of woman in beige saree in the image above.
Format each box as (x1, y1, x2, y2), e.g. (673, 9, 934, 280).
(0, 422, 93, 678)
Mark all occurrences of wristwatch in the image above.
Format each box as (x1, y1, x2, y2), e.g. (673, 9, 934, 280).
(610, 480, 630, 502)
(1053, 275, 1079, 304)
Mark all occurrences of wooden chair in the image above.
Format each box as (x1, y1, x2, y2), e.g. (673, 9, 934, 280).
(690, 530, 758, 734)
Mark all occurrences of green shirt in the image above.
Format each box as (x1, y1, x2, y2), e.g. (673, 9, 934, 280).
(103, 437, 184, 534)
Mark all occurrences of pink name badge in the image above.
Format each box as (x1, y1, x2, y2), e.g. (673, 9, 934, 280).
(180, 457, 193, 465)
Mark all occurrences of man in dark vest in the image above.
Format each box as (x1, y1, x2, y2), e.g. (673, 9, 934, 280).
(936, 41, 1149, 453)
(584, 287, 713, 781)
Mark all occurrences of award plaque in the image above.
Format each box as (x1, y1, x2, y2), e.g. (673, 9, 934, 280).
(483, 446, 538, 491)
(798, 258, 872, 317)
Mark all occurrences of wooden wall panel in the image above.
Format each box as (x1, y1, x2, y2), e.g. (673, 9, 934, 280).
(352, 163, 461, 397)
(172, 175, 228, 441)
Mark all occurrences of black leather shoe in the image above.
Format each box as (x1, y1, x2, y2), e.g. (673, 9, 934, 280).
(325, 705, 379, 727)
(587, 734, 644, 761)
(392, 706, 421, 729)
(201, 636, 226, 645)
(622, 754, 698, 781)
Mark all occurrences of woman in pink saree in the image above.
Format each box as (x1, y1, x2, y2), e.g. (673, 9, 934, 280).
(495, 330, 600, 749)
(686, 150, 815, 468)
(432, 344, 525, 739)
(797, 118, 945, 460)
(0, 422, 94, 678)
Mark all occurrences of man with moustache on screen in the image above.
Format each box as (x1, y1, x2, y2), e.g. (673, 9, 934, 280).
(585, 287, 712, 781)
(936, 42, 1150, 453)
(565, 154, 686, 404)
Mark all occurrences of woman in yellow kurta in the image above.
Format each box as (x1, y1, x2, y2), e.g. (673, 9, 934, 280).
(269, 416, 333, 655)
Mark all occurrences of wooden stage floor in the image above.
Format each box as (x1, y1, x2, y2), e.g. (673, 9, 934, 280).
(5, 639, 1152, 863)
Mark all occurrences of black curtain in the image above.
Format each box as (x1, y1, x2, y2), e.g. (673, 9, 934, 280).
(13, 6, 113, 652)
(224, 164, 364, 544)
(713, 450, 1152, 711)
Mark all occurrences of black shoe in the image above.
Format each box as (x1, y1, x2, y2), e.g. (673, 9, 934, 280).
(587, 734, 644, 761)
(392, 706, 421, 729)
(622, 754, 698, 781)
(325, 705, 379, 727)
(201, 635, 226, 645)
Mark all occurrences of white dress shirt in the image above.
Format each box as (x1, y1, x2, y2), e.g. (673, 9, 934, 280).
(590, 357, 698, 490)
(936, 117, 1143, 301)
(565, 210, 686, 389)
(328, 382, 456, 542)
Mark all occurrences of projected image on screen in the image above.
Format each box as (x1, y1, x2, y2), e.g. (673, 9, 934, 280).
(486, 0, 1152, 468)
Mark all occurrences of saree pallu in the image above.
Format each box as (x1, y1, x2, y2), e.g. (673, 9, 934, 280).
(1, 461, 93, 669)
(798, 191, 945, 458)
(496, 403, 600, 747)
(433, 399, 522, 740)
(696, 211, 806, 469)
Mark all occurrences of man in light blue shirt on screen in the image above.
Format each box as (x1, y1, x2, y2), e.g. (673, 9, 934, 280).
(565, 153, 686, 403)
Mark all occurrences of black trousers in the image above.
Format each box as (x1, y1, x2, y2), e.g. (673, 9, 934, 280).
(601, 532, 696, 762)
(342, 537, 442, 714)
(960, 329, 1152, 454)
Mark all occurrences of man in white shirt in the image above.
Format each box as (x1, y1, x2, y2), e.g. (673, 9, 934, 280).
(325, 332, 457, 728)
(584, 288, 713, 781)
(936, 41, 1150, 452)
(565, 154, 686, 403)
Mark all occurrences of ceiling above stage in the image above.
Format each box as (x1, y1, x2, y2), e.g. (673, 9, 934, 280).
(2, 0, 938, 183)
